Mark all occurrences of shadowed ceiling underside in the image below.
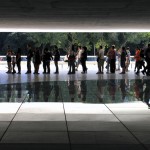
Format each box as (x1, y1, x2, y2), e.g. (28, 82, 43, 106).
(0, 0, 149, 31)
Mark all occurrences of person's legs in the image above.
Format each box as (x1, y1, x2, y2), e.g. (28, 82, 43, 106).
(47, 62, 50, 73)
(27, 60, 31, 73)
(54, 61, 59, 73)
(43, 61, 46, 73)
(17, 61, 21, 73)
(8, 62, 12, 73)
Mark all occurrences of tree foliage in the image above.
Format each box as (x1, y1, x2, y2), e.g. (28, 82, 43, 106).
(0, 32, 150, 55)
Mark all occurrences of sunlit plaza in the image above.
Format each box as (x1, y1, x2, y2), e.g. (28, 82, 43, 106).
(0, 60, 150, 150)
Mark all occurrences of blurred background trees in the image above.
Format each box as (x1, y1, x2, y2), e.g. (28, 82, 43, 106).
(0, 32, 150, 55)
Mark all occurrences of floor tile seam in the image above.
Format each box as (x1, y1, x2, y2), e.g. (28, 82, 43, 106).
(4, 131, 68, 133)
(104, 104, 149, 150)
(60, 87, 72, 150)
(0, 94, 28, 142)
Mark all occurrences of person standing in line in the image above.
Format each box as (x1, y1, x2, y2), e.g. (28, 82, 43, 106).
(120, 47, 126, 74)
(96, 45, 104, 74)
(144, 44, 150, 76)
(16, 48, 21, 74)
(125, 47, 131, 72)
(33, 47, 41, 74)
(67, 45, 76, 74)
(75, 46, 82, 71)
(116, 49, 121, 71)
(80, 46, 87, 74)
(42, 48, 53, 74)
(108, 45, 116, 73)
(53, 46, 60, 74)
(25, 44, 33, 74)
(12, 51, 16, 74)
(134, 47, 141, 75)
(6, 45, 12, 73)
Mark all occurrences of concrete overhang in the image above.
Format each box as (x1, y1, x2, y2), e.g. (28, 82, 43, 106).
(0, 0, 150, 32)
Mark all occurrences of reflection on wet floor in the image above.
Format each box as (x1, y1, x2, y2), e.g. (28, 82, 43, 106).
(0, 79, 150, 107)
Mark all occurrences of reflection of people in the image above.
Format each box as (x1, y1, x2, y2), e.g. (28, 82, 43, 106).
(43, 82, 53, 102)
(143, 80, 150, 108)
(80, 80, 87, 102)
(133, 79, 143, 101)
(16, 82, 22, 99)
(6, 84, 12, 102)
(107, 79, 116, 101)
(54, 81, 60, 102)
(96, 79, 106, 103)
(33, 82, 41, 102)
(67, 80, 76, 102)
(119, 79, 127, 101)
(26, 82, 33, 102)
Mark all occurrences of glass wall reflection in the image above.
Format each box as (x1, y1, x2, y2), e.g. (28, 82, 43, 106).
(0, 79, 149, 107)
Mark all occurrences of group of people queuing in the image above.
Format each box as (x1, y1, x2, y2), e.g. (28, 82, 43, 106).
(6, 44, 60, 74)
(5, 43, 150, 76)
(96, 44, 150, 76)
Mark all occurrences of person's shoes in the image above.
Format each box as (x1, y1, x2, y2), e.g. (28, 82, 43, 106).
(25, 72, 31, 74)
(6, 71, 11, 74)
(75, 68, 78, 71)
(106, 72, 109, 74)
(12, 72, 16, 74)
(33, 72, 39, 74)
(46, 72, 50, 74)
(71, 72, 75, 74)
(17, 72, 21, 74)
(100, 72, 104, 74)
(81, 72, 85, 74)
(141, 70, 145, 75)
(43, 72, 46, 74)
(120, 72, 125, 74)
(146, 72, 150, 76)
(116, 69, 120, 71)
(135, 72, 139, 75)
(54, 72, 59, 74)
(68, 72, 71, 74)
(96, 72, 100, 74)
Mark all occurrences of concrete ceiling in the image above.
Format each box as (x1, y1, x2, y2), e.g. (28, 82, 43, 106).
(0, 0, 150, 31)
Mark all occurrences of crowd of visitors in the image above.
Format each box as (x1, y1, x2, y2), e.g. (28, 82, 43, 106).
(4, 43, 150, 76)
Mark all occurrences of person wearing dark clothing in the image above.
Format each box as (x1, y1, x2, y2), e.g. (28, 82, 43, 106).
(145, 44, 150, 76)
(33, 47, 41, 74)
(120, 47, 126, 74)
(81, 46, 87, 74)
(16, 48, 21, 74)
(12, 52, 16, 74)
(134, 47, 141, 75)
(42, 48, 53, 74)
(140, 49, 146, 75)
(26, 44, 33, 74)
(53, 46, 60, 74)
(67, 45, 76, 74)
(107, 45, 116, 73)
(6, 46, 12, 73)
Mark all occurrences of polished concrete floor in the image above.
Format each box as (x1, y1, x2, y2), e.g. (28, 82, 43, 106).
(0, 62, 150, 150)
